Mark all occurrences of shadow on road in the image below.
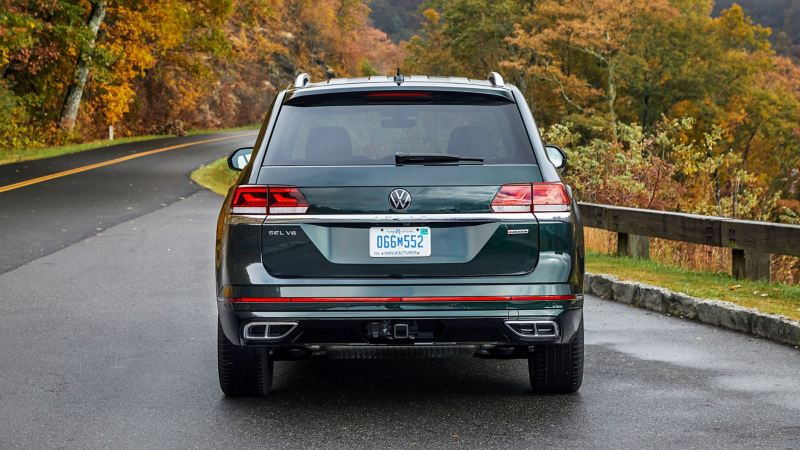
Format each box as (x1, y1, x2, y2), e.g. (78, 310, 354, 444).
(213, 358, 587, 438)
(274, 358, 534, 397)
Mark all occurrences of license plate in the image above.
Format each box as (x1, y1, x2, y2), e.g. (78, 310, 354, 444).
(369, 227, 431, 257)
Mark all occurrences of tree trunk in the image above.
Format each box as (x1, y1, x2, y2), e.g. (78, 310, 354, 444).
(607, 61, 617, 142)
(59, 1, 106, 132)
(641, 92, 650, 130)
(604, 32, 618, 142)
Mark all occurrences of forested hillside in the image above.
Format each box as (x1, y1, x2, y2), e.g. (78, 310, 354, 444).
(714, 0, 800, 59)
(0, 1, 400, 149)
(369, 0, 422, 42)
(369, 0, 800, 58)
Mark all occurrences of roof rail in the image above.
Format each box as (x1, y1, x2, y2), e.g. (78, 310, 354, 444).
(488, 71, 504, 87)
(294, 73, 310, 89)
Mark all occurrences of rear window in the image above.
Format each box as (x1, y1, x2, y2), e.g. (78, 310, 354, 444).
(263, 92, 536, 166)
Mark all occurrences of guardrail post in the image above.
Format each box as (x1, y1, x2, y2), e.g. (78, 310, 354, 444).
(617, 233, 649, 259)
(731, 249, 770, 281)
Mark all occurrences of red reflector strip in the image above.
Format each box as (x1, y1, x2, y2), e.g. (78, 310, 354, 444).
(401, 296, 510, 302)
(234, 297, 285, 302)
(507, 295, 576, 301)
(229, 295, 576, 303)
(291, 297, 402, 303)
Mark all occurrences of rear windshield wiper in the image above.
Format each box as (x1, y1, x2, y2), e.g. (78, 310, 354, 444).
(395, 152, 484, 165)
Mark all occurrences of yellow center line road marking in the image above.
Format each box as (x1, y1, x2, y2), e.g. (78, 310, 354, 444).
(0, 133, 256, 194)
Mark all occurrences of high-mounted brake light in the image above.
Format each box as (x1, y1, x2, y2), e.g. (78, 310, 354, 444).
(491, 182, 570, 213)
(231, 185, 267, 214)
(367, 92, 432, 99)
(268, 186, 309, 214)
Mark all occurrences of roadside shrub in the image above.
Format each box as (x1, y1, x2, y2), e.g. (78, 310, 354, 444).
(0, 84, 36, 150)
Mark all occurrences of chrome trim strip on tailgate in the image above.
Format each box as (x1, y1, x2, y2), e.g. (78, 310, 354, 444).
(227, 214, 267, 225)
(533, 212, 571, 222)
(264, 213, 537, 223)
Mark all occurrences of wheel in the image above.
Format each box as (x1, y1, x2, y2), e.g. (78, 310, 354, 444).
(528, 320, 583, 394)
(217, 320, 273, 396)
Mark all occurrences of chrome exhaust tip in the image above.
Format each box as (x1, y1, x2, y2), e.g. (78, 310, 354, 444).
(504, 320, 560, 338)
(243, 322, 298, 340)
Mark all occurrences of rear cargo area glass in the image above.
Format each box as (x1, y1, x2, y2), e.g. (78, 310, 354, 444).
(263, 97, 535, 166)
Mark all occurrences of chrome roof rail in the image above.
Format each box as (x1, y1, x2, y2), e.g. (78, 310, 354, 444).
(488, 71, 504, 87)
(294, 72, 310, 88)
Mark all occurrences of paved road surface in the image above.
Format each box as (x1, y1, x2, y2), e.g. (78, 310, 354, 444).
(0, 132, 256, 274)
(0, 135, 798, 449)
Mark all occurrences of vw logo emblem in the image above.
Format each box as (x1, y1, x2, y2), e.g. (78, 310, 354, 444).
(388, 189, 412, 212)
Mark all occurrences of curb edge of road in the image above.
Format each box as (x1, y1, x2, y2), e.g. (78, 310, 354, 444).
(584, 273, 800, 348)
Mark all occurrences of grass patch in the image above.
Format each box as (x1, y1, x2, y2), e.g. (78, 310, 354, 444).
(191, 157, 238, 196)
(587, 251, 800, 321)
(186, 124, 259, 136)
(0, 124, 259, 166)
(0, 135, 168, 166)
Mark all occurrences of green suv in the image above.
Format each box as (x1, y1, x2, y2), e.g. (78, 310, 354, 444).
(216, 72, 585, 396)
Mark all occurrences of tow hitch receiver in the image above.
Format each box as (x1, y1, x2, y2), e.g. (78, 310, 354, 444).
(367, 320, 414, 340)
(394, 323, 409, 339)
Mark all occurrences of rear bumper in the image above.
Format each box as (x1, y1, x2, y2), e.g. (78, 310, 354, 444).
(218, 302, 583, 359)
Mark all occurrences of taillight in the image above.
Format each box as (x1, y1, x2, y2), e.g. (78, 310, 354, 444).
(532, 182, 570, 212)
(230, 185, 309, 215)
(491, 182, 570, 213)
(231, 185, 267, 214)
(267, 186, 308, 214)
(490, 184, 531, 212)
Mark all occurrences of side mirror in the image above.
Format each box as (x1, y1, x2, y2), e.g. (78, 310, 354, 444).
(545, 145, 567, 170)
(227, 147, 253, 171)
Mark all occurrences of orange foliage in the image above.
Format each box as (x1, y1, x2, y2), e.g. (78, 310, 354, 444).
(2, 0, 403, 142)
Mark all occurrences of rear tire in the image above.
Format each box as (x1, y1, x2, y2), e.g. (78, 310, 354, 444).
(218, 321, 273, 397)
(528, 320, 583, 394)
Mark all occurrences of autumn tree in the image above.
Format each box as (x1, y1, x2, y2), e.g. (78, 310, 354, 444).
(0, 0, 402, 145)
(405, 0, 527, 78)
(506, 0, 676, 139)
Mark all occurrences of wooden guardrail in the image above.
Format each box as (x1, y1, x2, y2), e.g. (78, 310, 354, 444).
(578, 202, 800, 281)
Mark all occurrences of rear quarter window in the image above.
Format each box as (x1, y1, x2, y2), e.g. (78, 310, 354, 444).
(263, 93, 536, 166)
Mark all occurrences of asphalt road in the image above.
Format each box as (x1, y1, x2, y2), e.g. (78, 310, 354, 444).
(0, 132, 256, 275)
(0, 135, 798, 449)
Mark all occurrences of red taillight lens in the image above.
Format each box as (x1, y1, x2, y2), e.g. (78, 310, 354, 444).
(267, 186, 309, 214)
(491, 182, 570, 213)
(231, 185, 267, 214)
(230, 185, 309, 215)
(491, 184, 532, 212)
(532, 182, 570, 212)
